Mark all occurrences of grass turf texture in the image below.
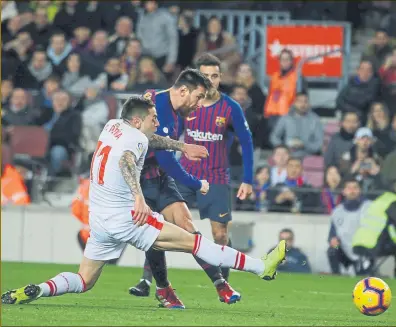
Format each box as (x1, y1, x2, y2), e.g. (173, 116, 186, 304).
(1, 262, 395, 326)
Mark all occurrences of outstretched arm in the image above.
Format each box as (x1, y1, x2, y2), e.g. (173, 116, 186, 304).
(119, 150, 150, 225)
(148, 134, 184, 151)
(148, 134, 208, 161)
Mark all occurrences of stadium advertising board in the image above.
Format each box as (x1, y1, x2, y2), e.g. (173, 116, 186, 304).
(266, 25, 344, 77)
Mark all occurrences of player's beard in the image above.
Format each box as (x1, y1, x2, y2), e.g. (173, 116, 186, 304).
(179, 107, 194, 118)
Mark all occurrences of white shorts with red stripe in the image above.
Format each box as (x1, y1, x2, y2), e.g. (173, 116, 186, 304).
(84, 210, 164, 261)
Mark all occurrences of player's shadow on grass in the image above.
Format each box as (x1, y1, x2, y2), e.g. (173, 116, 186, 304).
(23, 303, 267, 316)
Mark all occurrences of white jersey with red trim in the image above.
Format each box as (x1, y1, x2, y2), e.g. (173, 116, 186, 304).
(89, 119, 148, 215)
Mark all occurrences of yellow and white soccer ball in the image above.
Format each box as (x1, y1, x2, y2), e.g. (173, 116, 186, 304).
(353, 277, 392, 316)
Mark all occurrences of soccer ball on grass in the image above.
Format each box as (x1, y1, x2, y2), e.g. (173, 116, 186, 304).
(352, 277, 392, 316)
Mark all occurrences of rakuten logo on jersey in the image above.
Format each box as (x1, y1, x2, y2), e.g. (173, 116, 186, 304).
(186, 129, 223, 142)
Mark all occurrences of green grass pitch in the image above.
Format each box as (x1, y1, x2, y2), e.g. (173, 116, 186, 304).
(1, 262, 395, 326)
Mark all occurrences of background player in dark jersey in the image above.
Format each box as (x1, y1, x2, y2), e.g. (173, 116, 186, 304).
(177, 53, 254, 282)
(129, 68, 242, 308)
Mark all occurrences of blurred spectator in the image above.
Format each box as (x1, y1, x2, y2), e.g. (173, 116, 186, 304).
(270, 145, 290, 186)
(137, 0, 178, 77)
(228, 84, 256, 183)
(336, 60, 380, 122)
(321, 166, 343, 214)
(235, 63, 266, 117)
(35, 75, 60, 125)
(94, 57, 128, 92)
(362, 28, 395, 71)
(267, 158, 319, 214)
(270, 92, 323, 158)
(24, 7, 52, 49)
(264, 49, 302, 130)
(250, 166, 271, 212)
(129, 56, 168, 92)
(98, 1, 139, 34)
(14, 48, 53, 89)
(367, 102, 395, 157)
(380, 147, 396, 188)
(270, 229, 311, 273)
(176, 10, 199, 70)
(30, 1, 60, 23)
(70, 24, 92, 54)
(78, 87, 109, 156)
(4, 30, 35, 65)
(77, 1, 102, 34)
(378, 49, 396, 116)
(2, 1, 18, 22)
(341, 128, 381, 192)
(2, 88, 37, 127)
(194, 16, 241, 86)
(120, 38, 142, 85)
(53, 1, 86, 39)
(2, 15, 22, 44)
(229, 84, 259, 145)
(327, 177, 371, 275)
(108, 16, 136, 57)
(61, 53, 92, 97)
(1, 79, 14, 107)
(324, 111, 360, 169)
(47, 91, 81, 177)
(47, 32, 73, 75)
(235, 62, 267, 148)
(81, 30, 110, 77)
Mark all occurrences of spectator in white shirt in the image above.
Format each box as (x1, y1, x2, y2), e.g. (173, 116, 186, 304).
(270, 145, 290, 186)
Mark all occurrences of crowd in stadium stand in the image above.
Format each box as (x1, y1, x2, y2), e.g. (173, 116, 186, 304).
(2, 0, 396, 217)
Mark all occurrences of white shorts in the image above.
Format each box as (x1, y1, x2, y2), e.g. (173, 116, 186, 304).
(84, 210, 165, 261)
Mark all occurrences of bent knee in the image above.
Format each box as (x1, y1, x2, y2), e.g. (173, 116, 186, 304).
(163, 203, 196, 233)
(212, 230, 228, 245)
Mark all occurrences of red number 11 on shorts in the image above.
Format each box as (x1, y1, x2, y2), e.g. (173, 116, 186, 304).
(90, 141, 112, 185)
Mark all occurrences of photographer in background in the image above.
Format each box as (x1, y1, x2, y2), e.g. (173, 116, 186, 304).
(327, 177, 371, 276)
(340, 128, 381, 193)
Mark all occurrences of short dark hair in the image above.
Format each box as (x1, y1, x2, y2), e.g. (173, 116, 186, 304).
(195, 53, 221, 70)
(376, 28, 389, 35)
(287, 157, 302, 165)
(173, 68, 212, 91)
(342, 176, 360, 189)
(280, 228, 294, 238)
(121, 95, 154, 120)
(45, 74, 61, 84)
(273, 145, 290, 154)
(231, 84, 248, 93)
(342, 110, 361, 122)
(296, 91, 308, 98)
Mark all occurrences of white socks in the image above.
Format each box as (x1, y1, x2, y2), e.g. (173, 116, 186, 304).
(39, 272, 86, 297)
(193, 234, 265, 275)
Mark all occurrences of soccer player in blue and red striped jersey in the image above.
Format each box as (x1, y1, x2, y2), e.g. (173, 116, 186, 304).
(129, 68, 242, 308)
(176, 53, 254, 283)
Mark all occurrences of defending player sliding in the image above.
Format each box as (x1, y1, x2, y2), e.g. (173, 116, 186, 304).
(130, 54, 255, 305)
(1, 95, 286, 306)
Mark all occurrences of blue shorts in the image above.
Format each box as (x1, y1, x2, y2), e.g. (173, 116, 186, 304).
(175, 182, 232, 224)
(141, 174, 185, 213)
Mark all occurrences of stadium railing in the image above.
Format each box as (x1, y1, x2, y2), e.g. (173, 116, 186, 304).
(193, 10, 291, 91)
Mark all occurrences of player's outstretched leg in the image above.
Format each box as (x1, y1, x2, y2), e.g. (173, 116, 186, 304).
(2, 257, 105, 305)
(153, 221, 287, 280)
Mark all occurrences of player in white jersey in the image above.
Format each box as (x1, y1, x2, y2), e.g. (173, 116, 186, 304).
(2, 95, 286, 307)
